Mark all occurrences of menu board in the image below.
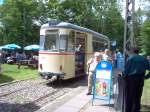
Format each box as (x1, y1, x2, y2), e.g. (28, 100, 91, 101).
(95, 71, 111, 97)
(93, 61, 112, 101)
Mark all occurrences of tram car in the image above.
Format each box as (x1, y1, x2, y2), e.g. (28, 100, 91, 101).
(39, 20, 110, 81)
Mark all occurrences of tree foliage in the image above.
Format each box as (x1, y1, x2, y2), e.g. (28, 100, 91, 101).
(137, 0, 150, 55)
(47, 0, 124, 49)
(0, 0, 124, 49)
(0, 0, 43, 46)
(139, 19, 150, 55)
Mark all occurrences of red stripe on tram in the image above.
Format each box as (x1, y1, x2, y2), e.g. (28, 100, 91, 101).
(39, 51, 94, 55)
(39, 52, 75, 55)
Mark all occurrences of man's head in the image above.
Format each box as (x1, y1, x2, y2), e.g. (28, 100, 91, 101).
(130, 46, 139, 54)
(104, 49, 110, 55)
(94, 52, 102, 61)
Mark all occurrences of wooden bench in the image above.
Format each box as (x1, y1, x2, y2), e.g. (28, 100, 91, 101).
(17, 60, 32, 69)
(28, 63, 38, 69)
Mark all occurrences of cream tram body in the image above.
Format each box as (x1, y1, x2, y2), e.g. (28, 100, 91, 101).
(39, 21, 110, 80)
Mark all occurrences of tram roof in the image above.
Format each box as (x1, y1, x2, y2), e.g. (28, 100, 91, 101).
(41, 21, 109, 40)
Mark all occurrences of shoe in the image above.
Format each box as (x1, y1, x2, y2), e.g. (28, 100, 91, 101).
(86, 92, 92, 95)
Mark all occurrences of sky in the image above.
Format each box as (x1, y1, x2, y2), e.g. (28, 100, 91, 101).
(119, 0, 149, 18)
(0, 0, 3, 5)
(118, 0, 142, 18)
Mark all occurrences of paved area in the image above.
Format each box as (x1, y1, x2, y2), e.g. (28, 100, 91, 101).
(53, 89, 115, 112)
(38, 69, 119, 112)
(54, 89, 90, 112)
(37, 69, 150, 112)
(51, 69, 118, 112)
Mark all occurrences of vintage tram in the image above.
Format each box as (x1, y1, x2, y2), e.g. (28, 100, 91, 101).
(39, 20, 110, 81)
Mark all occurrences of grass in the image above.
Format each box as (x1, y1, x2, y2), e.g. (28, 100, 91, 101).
(141, 79, 150, 111)
(0, 64, 40, 84)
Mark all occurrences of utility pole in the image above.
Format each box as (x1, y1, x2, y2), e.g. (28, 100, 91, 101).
(0, 50, 2, 74)
(123, 0, 135, 60)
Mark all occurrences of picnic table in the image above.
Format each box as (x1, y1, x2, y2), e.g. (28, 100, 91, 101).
(17, 59, 38, 69)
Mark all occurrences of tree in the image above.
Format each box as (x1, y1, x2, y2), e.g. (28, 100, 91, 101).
(0, 0, 45, 46)
(93, 0, 124, 49)
(0, 0, 124, 50)
(138, 0, 150, 55)
(47, 0, 97, 30)
(139, 19, 150, 55)
(47, 0, 124, 48)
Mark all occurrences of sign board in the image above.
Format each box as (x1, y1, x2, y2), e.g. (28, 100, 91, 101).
(92, 60, 112, 103)
(111, 40, 116, 46)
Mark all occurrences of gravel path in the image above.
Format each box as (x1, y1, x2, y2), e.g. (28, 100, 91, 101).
(0, 77, 87, 112)
(0, 79, 46, 96)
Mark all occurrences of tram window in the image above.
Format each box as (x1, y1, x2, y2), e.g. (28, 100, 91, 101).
(93, 41, 99, 51)
(59, 35, 68, 52)
(93, 40, 107, 52)
(93, 35, 109, 52)
(44, 33, 59, 51)
(40, 35, 45, 50)
(68, 31, 75, 52)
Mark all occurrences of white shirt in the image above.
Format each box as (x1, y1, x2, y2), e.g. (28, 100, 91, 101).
(103, 54, 109, 61)
(87, 58, 99, 72)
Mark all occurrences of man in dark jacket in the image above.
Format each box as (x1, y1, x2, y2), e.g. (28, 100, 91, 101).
(123, 47, 150, 112)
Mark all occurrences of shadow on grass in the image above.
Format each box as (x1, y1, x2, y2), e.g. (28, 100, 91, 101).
(0, 102, 40, 112)
(141, 105, 150, 112)
(0, 74, 14, 84)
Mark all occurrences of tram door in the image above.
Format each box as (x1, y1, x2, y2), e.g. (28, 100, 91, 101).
(75, 32, 86, 77)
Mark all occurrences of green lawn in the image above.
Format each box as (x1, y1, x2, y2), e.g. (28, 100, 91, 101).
(0, 64, 40, 84)
(141, 79, 150, 111)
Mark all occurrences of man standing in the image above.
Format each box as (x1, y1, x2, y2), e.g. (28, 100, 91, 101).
(86, 52, 102, 95)
(122, 47, 150, 112)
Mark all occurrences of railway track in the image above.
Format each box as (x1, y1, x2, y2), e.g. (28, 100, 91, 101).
(0, 78, 35, 87)
(0, 80, 48, 97)
(0, 77, 87, 112)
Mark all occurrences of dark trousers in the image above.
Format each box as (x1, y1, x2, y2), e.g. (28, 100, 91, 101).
(125, 75, 144, 112)
(116, 76, 126, 111)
